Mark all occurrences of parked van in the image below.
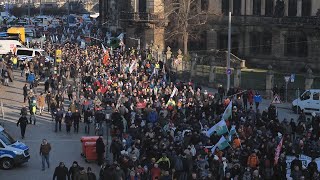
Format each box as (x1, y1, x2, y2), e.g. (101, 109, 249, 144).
(16, 47, 44, 61)
(0, 40, 23, 55)
(0, 126, 30, 169)
(292, 89, 320, 113)
(16, 47, 54, 63)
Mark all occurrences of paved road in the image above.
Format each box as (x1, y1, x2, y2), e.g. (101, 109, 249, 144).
(0, 71, 103, 180)
(0, 71, 299, 180)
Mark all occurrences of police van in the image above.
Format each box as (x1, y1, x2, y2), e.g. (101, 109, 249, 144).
(0, 125, 30, 170)
(292, 89, 320, 113)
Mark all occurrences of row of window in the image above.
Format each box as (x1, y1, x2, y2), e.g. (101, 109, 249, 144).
(217, 32, 308, 57)
(216, 0, 312, 17)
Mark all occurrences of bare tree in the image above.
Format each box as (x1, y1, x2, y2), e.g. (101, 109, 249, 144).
(163, 0, 209, 55)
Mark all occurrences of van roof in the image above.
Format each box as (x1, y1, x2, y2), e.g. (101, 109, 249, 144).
(17, 48, 44, 51)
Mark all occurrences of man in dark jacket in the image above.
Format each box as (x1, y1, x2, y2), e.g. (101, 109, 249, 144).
(72, 109, 81, 133)
(23, 84, 28, 103)
(17, 115, 28, 139)
(69, 161, 81, 180)
(55, 107, 64, 132)
(53, 162, 70, 180)
(96, 136, 105, 165)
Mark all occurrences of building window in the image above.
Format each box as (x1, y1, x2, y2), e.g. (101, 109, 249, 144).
(253, 0, 261, 15)
(265, 0, 274, 16)
(302, 0, 311, 16)
(288, 0, 297, 16)
(201, 0, 209, 11)
(222, 0, 230, 15)
(233, 0, 241, 15)
(285, 34, 308, 57)
(250, 32, 272, 55)
(250, 32, 261, 54)
(139, 0, 146, 12)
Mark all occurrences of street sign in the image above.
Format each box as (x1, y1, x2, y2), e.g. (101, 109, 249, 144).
(226, 68, 232, 75)
(290, 74, 295, 83)
(284, 76, 290, 83)
(272, 94, 282, 104)
(55, 49, 62, 63)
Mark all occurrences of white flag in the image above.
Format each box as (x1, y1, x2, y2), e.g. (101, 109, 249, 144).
(101, 43, 107, 53)
(129, 60, 137, 73)
(170, 86, 178, 98)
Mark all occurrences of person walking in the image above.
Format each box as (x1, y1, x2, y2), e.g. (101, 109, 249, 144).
(17, 115, 28, 139)
(53, 162, 70, 180)
(86, 167, 96, 180)
(40, 139, 51, 171)
(96, 136, 105, 166)
(253, 92, 262, 111)
(75, 167, 88, 180)
(72, 109, 81, 133)
(37, 93, 46, 115)
(69, 161, 81, 180)
(23, 84, 28, 103)
(65, 110, 73, 133)
(55, 107, 64, 132)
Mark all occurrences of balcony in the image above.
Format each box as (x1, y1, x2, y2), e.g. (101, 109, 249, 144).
(119, 12, 165, 24)
(213, 16, 320, 27)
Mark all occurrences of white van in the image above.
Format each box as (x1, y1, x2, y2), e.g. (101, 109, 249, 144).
(16, 47, 54, 63)
(16, 47, 44, 61)
(0, 40, 23, 55)
(292, 89, 320, 113)
(0, 126, 30, 169)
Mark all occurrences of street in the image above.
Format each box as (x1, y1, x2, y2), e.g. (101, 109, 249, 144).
(0, 71, 102, 180)
(0, 71, 299, 180)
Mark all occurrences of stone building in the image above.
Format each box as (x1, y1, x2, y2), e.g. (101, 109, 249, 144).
(206, 0, 320, 71)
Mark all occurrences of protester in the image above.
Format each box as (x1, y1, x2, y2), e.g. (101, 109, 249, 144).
(17, 114, 28, 139)
(96, 136, 105, 166)
(40, 139, 51, 171)
(53, 162, 70, 180)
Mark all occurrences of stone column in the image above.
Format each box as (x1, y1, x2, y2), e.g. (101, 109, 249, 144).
(284, 0, 289, 16)
(266, 65, 274, 99)
(305, 68, 314, 90)
(297, 0, 302, 16)
(246, 0, 252, 15)
(261, 0, 266, 15)
(241, 0, 246, 15)
(176, 49, 184, 72)
(209, 66, 216, 83)
(233, 65, 241, 88)
(190, 58, 197, 78)
(207, 29, 217, 50)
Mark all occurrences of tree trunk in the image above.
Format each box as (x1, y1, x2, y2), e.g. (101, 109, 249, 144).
(183, 31, 188, 55)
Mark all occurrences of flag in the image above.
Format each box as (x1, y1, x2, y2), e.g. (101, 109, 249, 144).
(211, 136, 230, 153)
(101, 43, 107, 53)
(222, 101, 232, 121)
(170, 86, 178, 98)
(206, 119, 228, 137)
(274, 137, 284, 165)
(103, 51, 109, 66)
(228, 125, 237, 141)
(129, 60, 137, 73)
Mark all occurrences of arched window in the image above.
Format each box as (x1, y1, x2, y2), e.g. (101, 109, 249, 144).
(222, 0, 230, 15)
(253, 0, 261, 16)
(265, 0, 274, 16)
(302, 0, 311, 16)
(288, 0, 297, 16)
(233, 0, 241, 15)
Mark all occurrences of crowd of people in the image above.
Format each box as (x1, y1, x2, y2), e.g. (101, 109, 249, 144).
(1, 24, 320, 180)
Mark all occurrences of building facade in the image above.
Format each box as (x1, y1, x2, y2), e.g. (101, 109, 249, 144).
(206, 0, 320, 71)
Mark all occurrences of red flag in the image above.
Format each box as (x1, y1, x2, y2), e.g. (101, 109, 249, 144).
(274, 137, 284, 165)
(103, 51, 109, 66)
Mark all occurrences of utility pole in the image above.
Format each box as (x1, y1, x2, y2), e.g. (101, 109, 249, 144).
(227, 11, 231, 92)
(28, 0, 31, 25)
(40, 0, 42, 15)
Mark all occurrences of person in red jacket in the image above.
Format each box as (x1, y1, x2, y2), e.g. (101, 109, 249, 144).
(150, 163, 161, 180)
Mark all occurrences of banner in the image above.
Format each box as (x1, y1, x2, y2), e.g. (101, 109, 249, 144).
(274, 138, 283, 165)
(55, 49, 62, 63)
(211, 136, 229, 153)
(170, 87, 178, 98)
(129, 60, 137, 73)
(222, 101, 232, 121)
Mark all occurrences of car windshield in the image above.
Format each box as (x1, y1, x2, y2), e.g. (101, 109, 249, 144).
(0, 130, 16, 145)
